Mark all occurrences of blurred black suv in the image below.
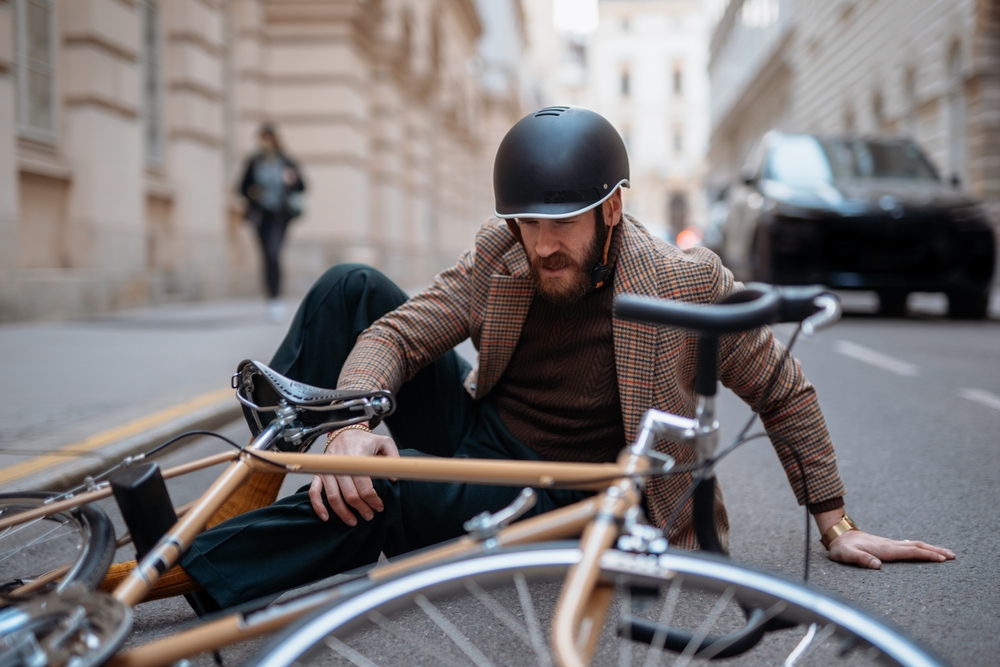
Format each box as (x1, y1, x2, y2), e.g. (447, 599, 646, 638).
(723, 132, 996, 318)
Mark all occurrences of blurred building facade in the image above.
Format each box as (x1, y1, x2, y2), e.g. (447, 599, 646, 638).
(589, 0, 709, 239)
(707, 0, 1000, 224)
(521, 0, 711, 240)
(0, 0, 526, 322)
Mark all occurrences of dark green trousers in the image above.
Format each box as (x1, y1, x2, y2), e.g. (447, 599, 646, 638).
(180, 264, 590, 608)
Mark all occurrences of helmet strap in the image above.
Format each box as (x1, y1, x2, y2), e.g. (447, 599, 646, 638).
(591, 220, 614, 290)
(505, 219, 524, 245)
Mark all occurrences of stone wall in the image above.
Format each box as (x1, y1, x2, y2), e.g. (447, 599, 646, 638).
(0, 0, 524, 322)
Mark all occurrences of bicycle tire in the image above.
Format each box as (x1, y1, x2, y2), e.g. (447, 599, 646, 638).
(0, 492, 116, 595)
(246, 544, 947, 667)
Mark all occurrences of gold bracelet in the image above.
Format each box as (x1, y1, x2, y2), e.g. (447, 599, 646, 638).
(820, 514, 859, 549)
(323, 423, 371, 453)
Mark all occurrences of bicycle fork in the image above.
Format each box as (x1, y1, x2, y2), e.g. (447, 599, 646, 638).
(550, 393, 719, 667)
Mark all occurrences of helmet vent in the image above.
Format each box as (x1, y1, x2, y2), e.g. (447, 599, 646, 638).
(534, 106, 571, 118)
(543, 188, 600, 204)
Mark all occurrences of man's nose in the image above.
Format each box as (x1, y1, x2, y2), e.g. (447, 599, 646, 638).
(535, 223, 561, 257)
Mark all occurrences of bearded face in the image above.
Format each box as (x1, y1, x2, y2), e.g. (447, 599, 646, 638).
(519, 208, 609, 306)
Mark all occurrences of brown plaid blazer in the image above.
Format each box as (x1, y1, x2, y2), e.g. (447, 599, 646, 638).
(339, 216, 846, 548)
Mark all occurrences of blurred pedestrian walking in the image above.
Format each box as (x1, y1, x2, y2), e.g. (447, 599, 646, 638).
(239, 123, 306, 321)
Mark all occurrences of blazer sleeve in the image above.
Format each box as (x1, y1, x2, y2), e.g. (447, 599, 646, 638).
(337, 250, 476, 393)
(707, 255, 847, 508)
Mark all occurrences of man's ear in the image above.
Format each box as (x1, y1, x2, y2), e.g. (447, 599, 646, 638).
(604, 188, 623, 228)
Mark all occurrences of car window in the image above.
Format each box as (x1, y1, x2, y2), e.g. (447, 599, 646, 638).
(818, 139, 939, 180)
(763, 135, 833, 186)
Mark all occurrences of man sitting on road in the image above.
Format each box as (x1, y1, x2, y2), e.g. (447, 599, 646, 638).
(179, 107, 953, 609)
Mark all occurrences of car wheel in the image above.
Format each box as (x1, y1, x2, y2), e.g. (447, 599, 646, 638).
(947, 288, 990, 319)
(877, 290, 908, 317)
(750, 227, 773, 283)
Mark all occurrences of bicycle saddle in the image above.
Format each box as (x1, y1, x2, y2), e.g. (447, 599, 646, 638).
(232, 360, 395, 448)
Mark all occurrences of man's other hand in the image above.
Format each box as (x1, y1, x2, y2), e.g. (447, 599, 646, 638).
(814, 510, 955, 569)
(828, 531, 955, 569)
(309, 429, 399, 525)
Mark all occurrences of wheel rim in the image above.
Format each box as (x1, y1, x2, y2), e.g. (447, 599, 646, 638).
(251, 547, 945, 667)
(0, 495, 91, 594)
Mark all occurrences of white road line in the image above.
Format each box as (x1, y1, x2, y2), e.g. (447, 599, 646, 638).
(959, 389, 1000, 413)
(833, 340, 920, 377)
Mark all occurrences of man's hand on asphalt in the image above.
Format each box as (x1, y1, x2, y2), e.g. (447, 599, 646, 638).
(828, 531, 956, 569)
(309, 429, 399, 525)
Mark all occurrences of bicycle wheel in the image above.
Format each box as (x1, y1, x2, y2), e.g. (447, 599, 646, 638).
(0, 492, 116, 595)
(246, 544, 946, 667)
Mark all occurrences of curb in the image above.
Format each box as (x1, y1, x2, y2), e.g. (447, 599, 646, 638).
(1, 400, 244, 493)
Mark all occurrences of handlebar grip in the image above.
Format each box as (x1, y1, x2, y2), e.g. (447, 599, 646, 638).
(616, 285, 841, 336)
(615, 289, 782, 334)
(748, 284, 827, 323)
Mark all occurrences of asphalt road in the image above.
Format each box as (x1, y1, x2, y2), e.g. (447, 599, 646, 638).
(9, 292, 1000, 666)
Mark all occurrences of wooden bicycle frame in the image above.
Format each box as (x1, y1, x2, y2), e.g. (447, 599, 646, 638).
(6, 440, 648, 667)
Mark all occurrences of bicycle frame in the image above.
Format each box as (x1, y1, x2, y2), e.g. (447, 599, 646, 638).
(2, 400, 711, 667)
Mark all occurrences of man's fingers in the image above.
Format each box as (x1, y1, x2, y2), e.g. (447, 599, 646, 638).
(881, 542, 950, 563)
(319, 474, 357, 526)
(905, 541, 955, 559)
(309, 475, 329, 521)
(836, 544, 883, 569)
(353, 475, 385, 515)
(336, 475, 376, 522)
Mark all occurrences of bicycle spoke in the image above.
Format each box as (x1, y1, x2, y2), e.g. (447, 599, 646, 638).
(784, 623, 818, 666)
(672, 586, 735, 667)
(514, 573, 553, 667)
(463, 579, 533, 648)
(783, 622, 837, 666)
(324, 637, 380, 667)
(0, 522, 79, 566)
(368, 611, 467, 667)
(642, 575, 683, 667)
(414, 594, 495, 667)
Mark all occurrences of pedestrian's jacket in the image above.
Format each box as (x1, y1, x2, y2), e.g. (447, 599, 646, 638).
(239, 151, 306, 223)
(339, 215, 846, 547)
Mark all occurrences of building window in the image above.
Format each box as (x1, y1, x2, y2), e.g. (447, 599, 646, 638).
(673, 65, 683, 95)
(621, 65, 631, 98)
(673, 125, 683, 154)
(14, 0, 57, 142)
(142, 1, 165, 166)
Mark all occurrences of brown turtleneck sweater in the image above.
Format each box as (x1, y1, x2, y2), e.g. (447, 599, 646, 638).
(490, 229, 626, 463)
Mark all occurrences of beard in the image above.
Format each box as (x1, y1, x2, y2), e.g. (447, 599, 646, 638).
(529, 216, 609, 307)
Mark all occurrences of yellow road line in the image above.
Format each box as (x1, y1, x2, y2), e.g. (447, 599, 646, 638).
(0, 388, 234, 486)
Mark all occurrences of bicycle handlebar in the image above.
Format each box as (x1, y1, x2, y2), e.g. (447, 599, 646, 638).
(614, 284, 837, 334)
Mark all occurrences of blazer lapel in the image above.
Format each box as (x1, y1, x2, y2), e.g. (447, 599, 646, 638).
(613, 220, 664, 443)
(476, 244, 534, 398)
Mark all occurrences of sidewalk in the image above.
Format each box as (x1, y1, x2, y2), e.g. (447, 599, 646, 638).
(0, 298, 296, 492)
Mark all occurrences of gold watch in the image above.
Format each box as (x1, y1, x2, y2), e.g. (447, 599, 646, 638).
(820, 515, 859, 549)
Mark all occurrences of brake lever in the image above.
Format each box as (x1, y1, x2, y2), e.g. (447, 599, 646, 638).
(801, 294, 841, 337)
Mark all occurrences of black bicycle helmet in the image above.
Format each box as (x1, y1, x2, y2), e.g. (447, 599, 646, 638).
(493, 106, 630, 219)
